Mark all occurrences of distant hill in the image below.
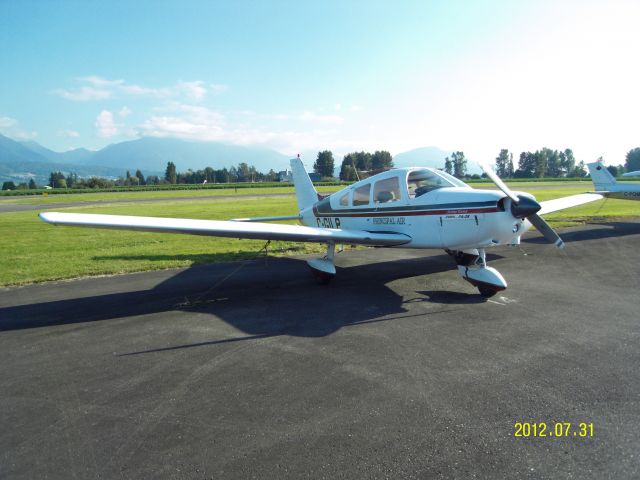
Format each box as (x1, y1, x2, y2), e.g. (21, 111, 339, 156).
(1, 134, 486, 185)
(0, 134, 48, 165)
(89, 137, 292, 173)
(20, 140, 94, 164)
(0, 134, 294, 185)
(393, 147, 482, 175)
(0, 134, 125, 184)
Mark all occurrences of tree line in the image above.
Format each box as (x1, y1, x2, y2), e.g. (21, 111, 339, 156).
(1, 178, 38, 191)
(19, 146, 640, 191)
(42, 163, 283, 189)
(493, 147, 640, 178)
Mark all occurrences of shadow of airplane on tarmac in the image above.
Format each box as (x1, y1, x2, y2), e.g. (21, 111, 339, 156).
(0, 250, 503, 338)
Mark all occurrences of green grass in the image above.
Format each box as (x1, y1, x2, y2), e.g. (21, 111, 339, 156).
(1, 183, 637, 286)
(0, 185, 339, 205)
(0, 196, 328, 286)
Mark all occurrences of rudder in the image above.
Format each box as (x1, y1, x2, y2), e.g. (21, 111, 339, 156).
(587, 161, 616, 191)
(290, 156, 319, 211)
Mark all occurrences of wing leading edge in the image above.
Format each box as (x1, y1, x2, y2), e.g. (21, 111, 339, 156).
(39, 212, 411, 247)
(538, 193, 603, 216)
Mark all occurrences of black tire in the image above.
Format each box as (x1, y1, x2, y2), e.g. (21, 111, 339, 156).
(478, 286, 498, 298)
(309, 267, 335, 285)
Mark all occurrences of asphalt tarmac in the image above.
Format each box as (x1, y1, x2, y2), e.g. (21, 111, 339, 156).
(1, 221, 639, 479)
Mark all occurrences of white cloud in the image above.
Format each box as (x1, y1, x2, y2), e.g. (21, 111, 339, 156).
(119, 106, 132, 117)
(95, 110, 119, 138)
(57, 129, 80, 138)
(52, 86, 112, 101)
(299, 111, 344, 124)
(53, 76, 227, 102)
(138, 103, 225, 141)
(133, 103, 350, 154)
(12, 130, 38, 140)
(81, 76, 124, 88)
(210, 83, 228, 94)
(0, 116, 37, 140)
(177, 81, 207, 101)
(0, 116, 17, 128)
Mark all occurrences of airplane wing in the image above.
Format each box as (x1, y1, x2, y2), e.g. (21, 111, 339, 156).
(39, 212, 411, 247)
(538, 193, 603, 216)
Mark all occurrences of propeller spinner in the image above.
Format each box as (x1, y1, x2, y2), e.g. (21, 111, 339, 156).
(480, 164, 565, 248)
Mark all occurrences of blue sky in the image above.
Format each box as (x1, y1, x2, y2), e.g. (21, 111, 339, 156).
(1, 0, 639, 165)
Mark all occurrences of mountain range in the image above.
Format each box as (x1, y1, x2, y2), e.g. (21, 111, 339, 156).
(0, 133, 476, 185)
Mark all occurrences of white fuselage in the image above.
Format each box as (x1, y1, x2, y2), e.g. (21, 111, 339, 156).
(600, 185, 640, 201)
(300, 168, 527, 251)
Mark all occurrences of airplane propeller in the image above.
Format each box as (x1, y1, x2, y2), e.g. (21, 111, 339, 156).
(480, 164, 565, 248)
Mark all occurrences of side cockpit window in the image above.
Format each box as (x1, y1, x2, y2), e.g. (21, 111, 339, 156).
(408, 169, 451, 198)
(373, 176, 401, 204)
(339, 191, 349, 207)
(353, 184, 371, 206)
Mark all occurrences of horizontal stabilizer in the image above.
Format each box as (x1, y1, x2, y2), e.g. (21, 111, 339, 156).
(39, 212, 411, 247)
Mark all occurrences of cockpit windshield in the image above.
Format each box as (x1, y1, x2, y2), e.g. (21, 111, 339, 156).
(407, 168, 468, 198)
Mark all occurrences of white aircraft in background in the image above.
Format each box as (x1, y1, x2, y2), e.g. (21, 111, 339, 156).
(40, 158, 602, 297)
(587, 160, 640, 200)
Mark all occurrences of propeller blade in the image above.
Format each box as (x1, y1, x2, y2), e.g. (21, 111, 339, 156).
(479, 163, 520, 203)
(527, 214, 565, 249)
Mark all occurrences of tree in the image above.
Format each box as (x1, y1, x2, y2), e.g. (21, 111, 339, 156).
(2, 181, 16, 190)
(625, 147, 640, 172)
(339, 161, 358, 181)
(341, 151, 372, 176)
(495, 149, 514, 177)
(48, 171, 67, 188)
(339, 153, 364, 181)
(135, 169, 146, 186)
(371, 151, 393, 171)
(515, 152, 534, 178)
(66, 172, 78, 188)
(265, 169, 277, 182)
(215, 168, 229, 183)
(451, 151, 467, 178)
(28, 178, 37, 189)
(165, 162, 177, 184)
(560, 149, 575, 176)
(313, 150, 335, 178)
(571, 160, 587, 177)
(444, 157, 453, 175)
(543, 148, 561, 177)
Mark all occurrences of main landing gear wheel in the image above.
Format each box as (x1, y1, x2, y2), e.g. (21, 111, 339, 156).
(307, 242, 336, 285)
(448, 248, 507, 297)
(309, 266, 335, 284)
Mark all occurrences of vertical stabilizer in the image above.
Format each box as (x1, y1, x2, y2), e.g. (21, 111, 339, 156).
(587, 161, 617, 191)
(290, 157, 319, 211)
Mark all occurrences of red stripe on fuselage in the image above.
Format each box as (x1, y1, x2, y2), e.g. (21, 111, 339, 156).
(313, 207, 500, 218)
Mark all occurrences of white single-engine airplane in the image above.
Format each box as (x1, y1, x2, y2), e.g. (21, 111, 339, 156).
(587, 160, 640, 201)
(40, 158, 603, 297)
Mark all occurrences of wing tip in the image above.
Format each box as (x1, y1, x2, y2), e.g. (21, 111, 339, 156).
(39, 212, 56, 224)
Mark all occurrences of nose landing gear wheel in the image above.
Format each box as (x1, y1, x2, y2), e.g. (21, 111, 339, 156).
(477, 285, 500, 298)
